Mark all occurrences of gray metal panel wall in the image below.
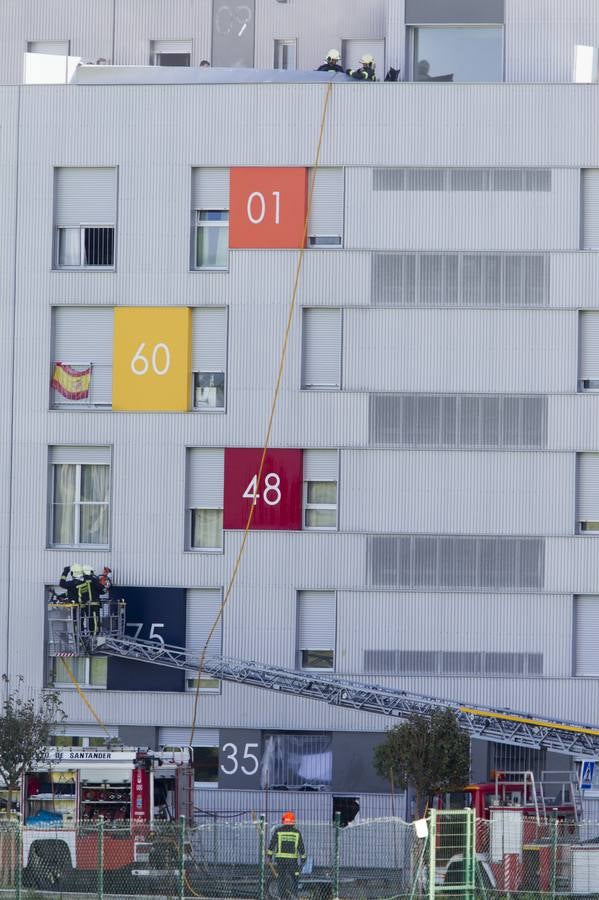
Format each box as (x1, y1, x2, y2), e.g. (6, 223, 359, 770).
(343, 308, 575, 393)
(505, 0, 599, 84)
(576, 454, 599, 521)
(339, 591, 568, 678)
(404, 0, 504, 24)
(0, 88, 20, 678)
(297, 591, 336, 649)
(113, 0, 211, 67)
(345, 167, 579, 251)
(54, 167, 117, 225)
(191, 307, 228, 371)
(340, 450, 572, 535)
(187, 588, 222, 657)
(579, 311, 599, 380)
(574, 595, 599, 676)
(191, 168, 229, 209)
(187, 448, 224, 507)
(9, 80, 599, 739)
(253, 0, 385, 72)
(581, 170, 599, 250)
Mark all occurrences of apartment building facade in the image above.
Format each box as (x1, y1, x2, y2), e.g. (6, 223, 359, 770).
(1, 0, 599, 799)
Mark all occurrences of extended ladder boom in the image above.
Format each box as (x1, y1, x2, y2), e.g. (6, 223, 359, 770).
(92, 632, 599, 758)
(47, 600, 599, 757)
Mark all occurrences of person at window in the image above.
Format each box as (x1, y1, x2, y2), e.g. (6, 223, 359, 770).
(347, 54, 376, 81)
(267, 811, 306, 899)
(200, 59, 211, 67)
(416, 59, 453, 82)
(316, 49, 344, 73)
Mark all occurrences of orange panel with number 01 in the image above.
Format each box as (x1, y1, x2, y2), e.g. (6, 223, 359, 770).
(229, 167, 308, 249)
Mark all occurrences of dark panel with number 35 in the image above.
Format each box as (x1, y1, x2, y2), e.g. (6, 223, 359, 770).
(223, 448, 303, 530)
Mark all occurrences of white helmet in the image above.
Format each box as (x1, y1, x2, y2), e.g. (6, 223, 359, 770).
(70, 563, 84, 579)
(327, 49, 341, 61)
(360, 53, 375, 66)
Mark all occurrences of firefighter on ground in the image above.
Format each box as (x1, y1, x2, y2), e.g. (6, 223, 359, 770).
(267, 811, 306, 899)
(347, 53, 376, 81)
(316, 49, 344, 73)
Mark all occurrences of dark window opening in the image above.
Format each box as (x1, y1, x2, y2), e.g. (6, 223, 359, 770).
(84, 227, 114, 266)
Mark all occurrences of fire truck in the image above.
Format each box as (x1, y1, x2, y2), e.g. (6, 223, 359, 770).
(21, 746, 193, 890)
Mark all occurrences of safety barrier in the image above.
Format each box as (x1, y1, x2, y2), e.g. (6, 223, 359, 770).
(1, 812, 599, 898)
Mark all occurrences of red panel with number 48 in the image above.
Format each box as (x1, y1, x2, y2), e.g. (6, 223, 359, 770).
(223, 448, 303, 530)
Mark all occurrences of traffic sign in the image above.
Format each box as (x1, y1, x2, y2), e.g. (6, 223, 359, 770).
(580, 760, 595, 790)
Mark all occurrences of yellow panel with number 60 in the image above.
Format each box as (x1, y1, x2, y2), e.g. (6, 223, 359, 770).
(112, 307, 191, 411)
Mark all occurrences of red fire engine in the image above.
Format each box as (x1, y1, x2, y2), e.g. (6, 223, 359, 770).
(20, 746, 193, 888)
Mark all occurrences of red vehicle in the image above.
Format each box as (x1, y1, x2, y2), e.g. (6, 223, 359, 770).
(439, 770, 578, 821)
(20, 746, 193, 890)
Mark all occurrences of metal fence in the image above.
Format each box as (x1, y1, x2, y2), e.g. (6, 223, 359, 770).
(2, 811, 599, 898)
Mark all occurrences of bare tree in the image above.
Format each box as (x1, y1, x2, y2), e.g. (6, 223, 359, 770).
(0, 675, 65, 816)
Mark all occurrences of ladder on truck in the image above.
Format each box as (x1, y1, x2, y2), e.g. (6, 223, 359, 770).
(47, 598, 599, 758)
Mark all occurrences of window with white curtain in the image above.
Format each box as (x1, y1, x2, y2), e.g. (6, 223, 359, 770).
(260, 733, 332, 789)
(186, 448, 224, 551)
(191, 169, 230, 271)
(49, 448, 110, 547)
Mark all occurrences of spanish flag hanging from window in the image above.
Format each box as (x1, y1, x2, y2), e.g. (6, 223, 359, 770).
(51, 363, 92, 400)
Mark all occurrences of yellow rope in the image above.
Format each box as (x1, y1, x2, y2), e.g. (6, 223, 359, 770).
(59, 657, 112, 737)
(189, 82, 334, 743)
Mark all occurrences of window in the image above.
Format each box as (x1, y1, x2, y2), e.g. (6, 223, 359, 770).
(261, 733, 332, 789)
(579, 311, 599, 391)
(303, 450, 338, 530)
(53, 168, 116, 269)
(150, 41, 192, 66)
(159, 729, 219, 784)
(49, 447, 110, 547)
(186, 589, 222, 691)
(195, 211, 229, 268)
(51, 307, 113, 408)
(410, 26, 503, 82)
(186, 448, 224, 550)
(192, 308, 228, 410)
(574, 596, 599, 676)
(297, 591, 336, 670)
(576, 454, 599, 532)
(581, 171, 599, 250)
(191, 169, 230, 270)
(48, 656, 107, 688)
(51, 725, 117, 746)
(211, 0, 255, 68)
(307, 168, 344, 248)
(274, 39, 297, 70)
(301, 308, 342, 389)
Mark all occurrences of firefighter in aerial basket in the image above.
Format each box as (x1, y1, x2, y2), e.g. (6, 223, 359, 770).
(267, 811, 307, 899)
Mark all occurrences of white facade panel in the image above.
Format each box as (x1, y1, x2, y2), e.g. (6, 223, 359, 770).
(345, 167, 579, 251)
(338, 591, 570, 678)
(340, 450, 573, 536)
(505, 0, 599, 84)
(343, 308, 575, 393)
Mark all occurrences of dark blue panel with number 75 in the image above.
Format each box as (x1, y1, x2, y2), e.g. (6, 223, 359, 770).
(106, 586, 186, 692)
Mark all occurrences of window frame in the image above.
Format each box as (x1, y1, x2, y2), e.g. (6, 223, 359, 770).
(192, 370, 226, 411)
(55, 224, 116, 270)
(49, 461, 111, 549)
(408, 23, 504, 83)
(273, 39, 297, 70)
(48, 655, 107, 689)
(189, 506, 224, 552)
(303, 479, 338, 531)
(300, 648, 335, 671)
(193, 209, 229, 271)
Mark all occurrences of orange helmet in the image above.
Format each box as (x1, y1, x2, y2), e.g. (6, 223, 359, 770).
(282, 811, 295, 825)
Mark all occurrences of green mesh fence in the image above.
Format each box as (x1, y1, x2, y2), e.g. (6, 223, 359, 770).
(0, 813, 598, 898)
